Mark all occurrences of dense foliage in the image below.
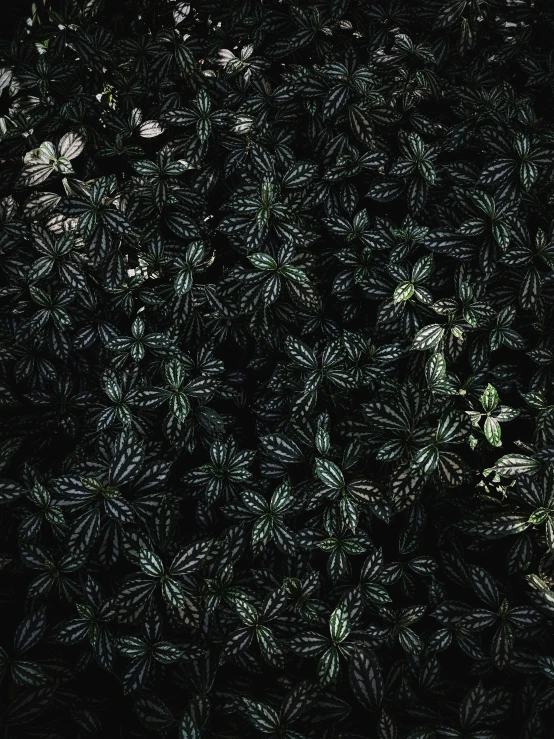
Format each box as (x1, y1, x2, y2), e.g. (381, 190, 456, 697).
(2, 0, 554, 736)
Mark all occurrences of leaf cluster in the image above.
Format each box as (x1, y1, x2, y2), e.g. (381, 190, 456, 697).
(1, 0, 554, 737)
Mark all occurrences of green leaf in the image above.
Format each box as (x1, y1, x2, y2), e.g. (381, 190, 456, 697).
(330, 606, 350, 643)
(260, 434, 303, 463)
(315, 459, 345, 489)
(318, 647, 340, 685)
(19, 163, 55, 187)
(284, 336, 318, 369)
(170, 540, 212, 575)
(132, 159, 160, 176)
(426, 352, 446, 385)
(411, 445, 439, 475)
(480, 384, 499, 413)
(538, 655, 554, 681)
(398, 628, 423, 654)
(270, 481, 293, 513)
(349, 649, 384, 711)
(139, 549, 164, 578)
(412, 255, 434, 282)
(68, 509, 101, 554)
(466, 513, 530, 539)
(109, 432, 144, 486)
(412, 324, 445, 351)
(58, 132, 85, 160)
(435, 0, 468, 28)
(393, 282, 414, 303)
(248, 253, 278, 270)
(469, 190, 495, 217)
(484, 416, 502, 447)
(175, 268, 193, 295)
(179, 711, 201, 739)
(366, 177, 404, 202)
(492, 454, 541, 478)
(459, 683, 488, 729)
(282, 162, 318, 189)
(289, 632, 329, 657)
(138, 120, 164, 138)
(242, 699, 280, 733)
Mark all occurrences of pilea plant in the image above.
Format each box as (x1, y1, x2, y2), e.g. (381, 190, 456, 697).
(1, 1, 554, 738)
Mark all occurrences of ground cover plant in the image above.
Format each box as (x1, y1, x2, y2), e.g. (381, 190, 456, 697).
(2, 0, 554, 736)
